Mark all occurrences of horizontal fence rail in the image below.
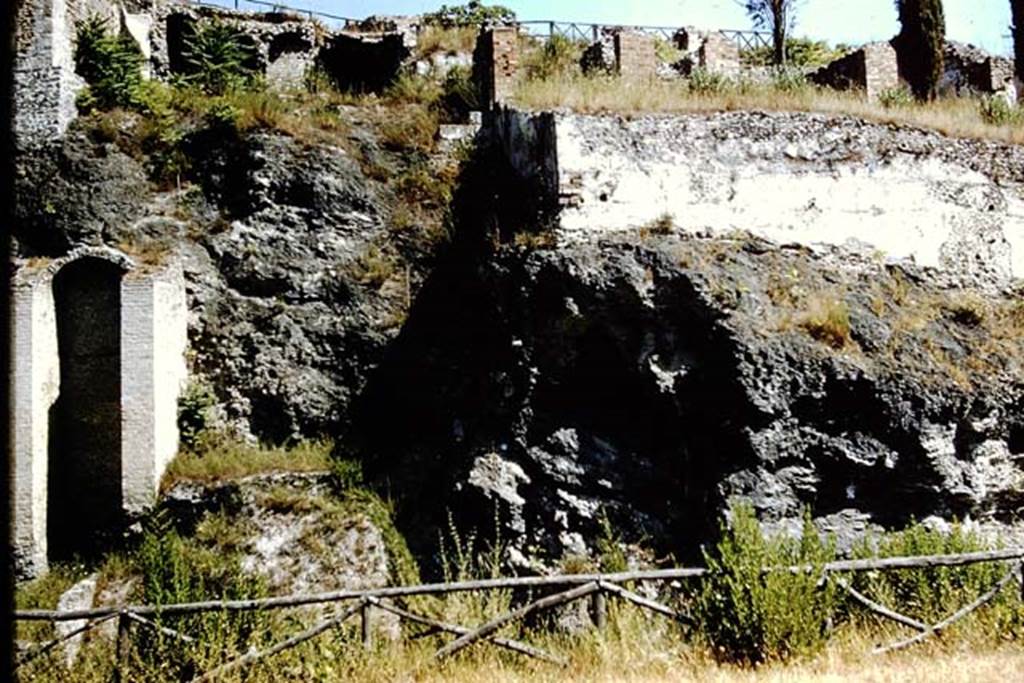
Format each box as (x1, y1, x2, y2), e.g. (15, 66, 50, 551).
(184, 0, 773, 51)
(13, 548, 1024, 679)
(15, 547, 1024, 622)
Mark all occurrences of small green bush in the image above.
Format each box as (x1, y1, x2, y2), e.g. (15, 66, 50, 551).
(177, 379, 218, 449)
(422, 1, 517, 27)
(695, 503, 838, 664)
(979, 94, 1021, 126)
(688, 68, 730, 95)
(437, 65, 479, 122)
(878, 86, 915, 109)
(134, 510, 269, 677)
(180, 18, 259, 95)
(770, 67, 810, 94)
(74, 15, 144, 111)
(850, 522, 1023, 635)
(524, 35, 584, 80)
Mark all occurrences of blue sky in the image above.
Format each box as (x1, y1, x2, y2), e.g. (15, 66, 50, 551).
(222, 0, 1014, 55)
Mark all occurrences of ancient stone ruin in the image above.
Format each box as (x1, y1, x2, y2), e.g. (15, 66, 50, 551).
(810, 42, 899, 101)
(10, 247, 187, 577)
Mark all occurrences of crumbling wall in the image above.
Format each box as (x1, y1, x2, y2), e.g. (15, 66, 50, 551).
(473, 26, 519, 109)
(318, 31, 409, 93)
(697, 33, 740, 77)
(489, 109, 1024, 285)
(942, 41, 1017, 96)
(810, 42, 898, 101)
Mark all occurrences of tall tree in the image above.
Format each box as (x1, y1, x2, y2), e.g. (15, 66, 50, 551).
(1013, 0, 1023, 86)
(894, 0, 946, 101)
(738, 0, 802, 66)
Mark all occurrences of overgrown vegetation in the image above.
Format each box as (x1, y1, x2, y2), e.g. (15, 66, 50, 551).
(162, 433, 333, 486)
(176, 18, 259, 95)
(742, 36, 849, 68)
(422, 1, 517, 28)
(695, 503, 839, 664)
(74, 16, 144, 111)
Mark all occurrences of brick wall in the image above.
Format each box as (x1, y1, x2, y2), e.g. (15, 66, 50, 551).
(474, 26, 519, 109)
(614, 31, 656, 79)
(698, 33, 739, 77)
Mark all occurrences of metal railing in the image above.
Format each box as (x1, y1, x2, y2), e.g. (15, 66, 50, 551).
(13, 548, 1024, 680)
(184, 0, 774, 52)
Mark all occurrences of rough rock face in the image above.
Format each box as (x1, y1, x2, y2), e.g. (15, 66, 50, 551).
(14, 119, 418, 442)
(356, 233, 1024, 567)
(163, 472, 393, 597)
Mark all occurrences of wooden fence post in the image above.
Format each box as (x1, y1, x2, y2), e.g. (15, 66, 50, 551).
(361, 602, 373, 651)
(114, 611, 131, 683)
(591, 590, 607, 631)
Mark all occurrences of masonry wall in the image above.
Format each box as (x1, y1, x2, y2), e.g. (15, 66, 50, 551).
(474, 27, 519, 109)
(614, 32, 656, 80)
(10, 279, 59, 578)
(490, 110, 1024, 285)
(698, 33, 740, 77)
(810, 42, 898, 101)
(9, 250, 188, 578)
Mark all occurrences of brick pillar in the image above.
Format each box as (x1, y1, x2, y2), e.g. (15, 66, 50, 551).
(861, 42, 898, 101)
(474, 26, 519, 109)
(120, 264, 187, 516)
(613, 31, 656, 79)
(699, 34, 740, 76)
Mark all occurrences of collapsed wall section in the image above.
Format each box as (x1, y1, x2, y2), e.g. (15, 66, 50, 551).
(489, 109, 1024, 285)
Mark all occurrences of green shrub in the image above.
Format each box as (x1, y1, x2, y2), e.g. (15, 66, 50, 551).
(422, 1, 517, 27)
(74, 15, 144, 111)
(694, 503, 838, 664)
(770, 67, 810, 94)
(177, 379, 218, 449)
(688, 68, 729, 95)
(437, 65, 479, 122)
(524, 35, 584, 80)
(850, 522, 1023, 635)
(742, 37, 849, 68)
(979, 94, 1021, 126)
(180, 18, 258, 95)
(134, 510, 269, 677)
(878, 86, 915, 109)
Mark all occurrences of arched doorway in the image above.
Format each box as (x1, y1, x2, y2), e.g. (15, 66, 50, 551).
(47, 257, 124, 560)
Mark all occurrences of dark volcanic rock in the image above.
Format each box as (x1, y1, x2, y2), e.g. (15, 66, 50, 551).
(355, 235, 1024, 568)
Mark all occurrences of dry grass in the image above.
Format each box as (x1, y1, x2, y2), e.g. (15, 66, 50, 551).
(161, 436, 333, 488)
(416, 25, 479, 58)
(514, 74, 1024, 145)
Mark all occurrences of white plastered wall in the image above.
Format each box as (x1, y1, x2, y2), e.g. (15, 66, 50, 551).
(9, 251, 188, 577)
(121, 264, 188, 515)
(10, 277, 59, 577)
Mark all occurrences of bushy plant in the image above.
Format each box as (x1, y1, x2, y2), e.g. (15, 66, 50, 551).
(177, 378, 218, 449)
(134, 510, 268, 677)
(878, 86, 915, 109)
(770, 66, 810, 94)
(74, 15, 144, 111)
(422, 1, 517, 27)
(437, 65, 479, 121)
(179, 18, 259, 95)
(694, 503, 838, 664)
(742, 37, 849, 68)
(524, 35, 584, 80)
(850, 522, 1022, 635)
(688, 68, 730, 95)
(979, 94, 1021, 126)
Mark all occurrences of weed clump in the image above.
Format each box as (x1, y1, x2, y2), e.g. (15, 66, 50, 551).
(800, 296, 852, 349)
(695, 503, 838, 664)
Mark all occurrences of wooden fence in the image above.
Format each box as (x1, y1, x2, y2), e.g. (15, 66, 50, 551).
(13, 548, 1024, 681)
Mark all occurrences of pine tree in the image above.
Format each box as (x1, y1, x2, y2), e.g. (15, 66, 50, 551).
(894, 0, 946, 101)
